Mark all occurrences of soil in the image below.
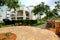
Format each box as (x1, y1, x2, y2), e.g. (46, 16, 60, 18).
(0, 33, 16, 40)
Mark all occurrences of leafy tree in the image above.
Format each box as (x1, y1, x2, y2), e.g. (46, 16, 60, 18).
(32, 2, 50, 20)
(45, 10, 51, 19)
(44, 1, 59, 19)
(45, 8, 58, 19)
(0, 0, 5, 6)
(0, 0, 20, 10)
(55, 0, 60, 12)
(52, 9, 58, 16)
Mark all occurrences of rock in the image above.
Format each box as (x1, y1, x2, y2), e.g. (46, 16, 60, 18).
(0, 26, 59, 40)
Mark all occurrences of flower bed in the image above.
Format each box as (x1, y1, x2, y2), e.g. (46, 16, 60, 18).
(46, 20, 55, 28)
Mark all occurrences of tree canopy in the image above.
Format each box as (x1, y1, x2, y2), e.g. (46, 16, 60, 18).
(55, 0, 60, 12)
(32, 2, 50, 15)
(32, 2, 50, 20)
(0, 0, 20, 10)
(32, 2, 59, 20)
(45, 9, 58, 18)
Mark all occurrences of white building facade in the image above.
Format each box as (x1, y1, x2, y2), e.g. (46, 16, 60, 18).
(6, 4, 36, 20)
(0, 4, 37, 21)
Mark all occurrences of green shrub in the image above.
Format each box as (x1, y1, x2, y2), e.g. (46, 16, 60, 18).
(3, 19, 37, 25)
(0, 22, 5, 27)
(16, 20, 37, 25)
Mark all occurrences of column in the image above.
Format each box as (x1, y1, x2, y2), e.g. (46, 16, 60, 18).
(15, 11, 17, 20)
(29, 12, 32, 20)
(23, 6, 26, 20)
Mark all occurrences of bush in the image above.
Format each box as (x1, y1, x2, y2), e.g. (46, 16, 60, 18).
(16, 20, 37, 25)
(3, 19, 12, 25)
(46, 20, 55, 28)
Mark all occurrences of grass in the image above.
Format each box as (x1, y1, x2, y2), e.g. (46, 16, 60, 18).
(0, 22, 5, 27)
(0, 22, 15, 28)
(32, 21, 45, 26)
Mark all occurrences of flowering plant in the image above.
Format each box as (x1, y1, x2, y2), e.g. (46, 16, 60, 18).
(46, 20, 55, 28)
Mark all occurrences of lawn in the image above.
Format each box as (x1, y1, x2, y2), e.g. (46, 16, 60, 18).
(32, 21, 45, 26)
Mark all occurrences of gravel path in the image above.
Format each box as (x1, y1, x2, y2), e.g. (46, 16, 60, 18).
(0, 26, 59, 40)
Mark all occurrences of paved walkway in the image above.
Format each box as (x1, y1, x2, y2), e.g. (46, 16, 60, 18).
(0, 26, 59, 40)
(37, 24, 60, 39)
(36, 24, 46, 29)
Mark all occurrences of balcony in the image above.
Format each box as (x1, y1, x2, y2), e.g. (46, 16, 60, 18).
(16, 6, 30, 13)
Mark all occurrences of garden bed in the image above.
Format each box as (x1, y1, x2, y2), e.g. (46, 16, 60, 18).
(0, 32, 16, 40)
(46, 20, 60, 34)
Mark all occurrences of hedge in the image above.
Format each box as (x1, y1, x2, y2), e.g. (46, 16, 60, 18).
(3, 19, 37, 25)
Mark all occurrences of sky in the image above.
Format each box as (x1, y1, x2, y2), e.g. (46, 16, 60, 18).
(20, 0, 59, 9)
